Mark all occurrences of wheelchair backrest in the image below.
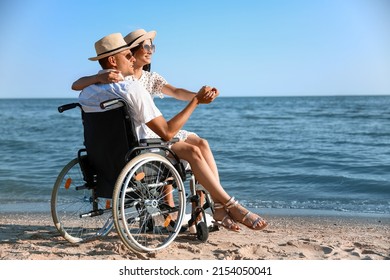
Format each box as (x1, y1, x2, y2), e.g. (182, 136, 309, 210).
(82, 105, 138, 198)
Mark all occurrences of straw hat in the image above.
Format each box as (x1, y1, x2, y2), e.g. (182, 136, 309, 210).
(124, 29, 157, 47)
(89, 33, 131, 61)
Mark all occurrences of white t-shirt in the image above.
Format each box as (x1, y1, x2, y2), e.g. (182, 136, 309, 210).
(78, 78, 162, 140)
(125, 71, 197, 140)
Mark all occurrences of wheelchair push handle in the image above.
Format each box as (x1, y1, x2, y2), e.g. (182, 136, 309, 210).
(57, 99, 126, 113)
(58, 103, 81, 113)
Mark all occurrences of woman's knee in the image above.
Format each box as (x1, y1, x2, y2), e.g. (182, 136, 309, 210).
(188, 136, 210, 150)
(173, 142, 203, 162)
(187, 144, 203, 161)
(198, 138, 210, 150)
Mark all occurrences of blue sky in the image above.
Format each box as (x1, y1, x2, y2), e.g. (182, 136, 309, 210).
(0, 0, 389, 98)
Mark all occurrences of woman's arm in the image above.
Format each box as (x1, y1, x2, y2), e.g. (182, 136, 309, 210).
(161, 84, 196, 101)
(162, 84, 219, 102)
(71, 70, 123, 91)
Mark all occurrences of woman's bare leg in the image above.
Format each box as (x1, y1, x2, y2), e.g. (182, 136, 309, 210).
(171, 141, 240, 231)
(171, 141, 228, 202)
(185, 135, 220, 182)
(172, 141, 268, 231)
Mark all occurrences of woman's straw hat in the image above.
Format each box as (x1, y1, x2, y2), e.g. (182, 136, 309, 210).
(124, 29, 157, 47)
(89, 33, 136, 61)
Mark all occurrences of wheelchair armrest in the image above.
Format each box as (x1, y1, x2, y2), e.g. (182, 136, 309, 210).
(126, 138, 184, 179)
(139, 137, 179, 146)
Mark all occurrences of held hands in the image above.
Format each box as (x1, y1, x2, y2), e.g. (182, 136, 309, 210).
(195, 85, 219, 104)
(97, 70, 124, 84)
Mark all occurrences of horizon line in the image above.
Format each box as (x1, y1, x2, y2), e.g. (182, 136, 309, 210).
(1, 93, 390, 100)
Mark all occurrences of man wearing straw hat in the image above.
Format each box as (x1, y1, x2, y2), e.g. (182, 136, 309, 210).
(78, 33, 267, 232)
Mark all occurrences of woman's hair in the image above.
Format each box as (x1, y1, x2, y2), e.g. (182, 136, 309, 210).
(130, 41, 152, 72)
(130, 44, 142, 54)
(143, 64, 151, 72)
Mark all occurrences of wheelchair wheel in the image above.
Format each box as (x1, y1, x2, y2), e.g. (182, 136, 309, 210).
(51, 156, 114, 243)
(112, 153, 186, 252)
(196, 221, 209, 242)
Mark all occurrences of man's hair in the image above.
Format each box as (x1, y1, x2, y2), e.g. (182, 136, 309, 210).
(98, 56, 110, 69)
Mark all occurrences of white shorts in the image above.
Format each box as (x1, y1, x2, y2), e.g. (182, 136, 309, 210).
(146, 128, 198, 142)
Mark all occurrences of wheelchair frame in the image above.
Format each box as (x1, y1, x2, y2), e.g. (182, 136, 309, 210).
(50, 99, 215, 253)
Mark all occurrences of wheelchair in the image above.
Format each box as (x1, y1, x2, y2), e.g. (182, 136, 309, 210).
(50, 98, 216, 253)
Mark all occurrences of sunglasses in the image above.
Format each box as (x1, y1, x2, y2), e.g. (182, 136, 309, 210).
(141, 44, 156, 53)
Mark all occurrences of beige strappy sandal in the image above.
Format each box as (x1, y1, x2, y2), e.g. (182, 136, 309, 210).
(225, 197, 268, 231)
(212, 202, 240, 232)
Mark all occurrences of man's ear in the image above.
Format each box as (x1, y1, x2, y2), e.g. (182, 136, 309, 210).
(108, 55, 116, 66)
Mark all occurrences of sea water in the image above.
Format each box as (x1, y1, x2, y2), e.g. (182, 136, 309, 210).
(0, 96, 389, 216)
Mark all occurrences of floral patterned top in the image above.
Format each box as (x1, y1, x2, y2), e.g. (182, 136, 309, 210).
(127, 71, 167, 99)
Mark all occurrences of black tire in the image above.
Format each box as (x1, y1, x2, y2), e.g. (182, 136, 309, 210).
(196, 221, 209, 242)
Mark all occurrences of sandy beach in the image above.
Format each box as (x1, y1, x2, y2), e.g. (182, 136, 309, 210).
(0, 211, 389, 260)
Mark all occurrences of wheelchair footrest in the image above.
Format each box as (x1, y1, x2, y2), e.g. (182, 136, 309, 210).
(80, 209, 104, 218)
(208, 224, 219, 232)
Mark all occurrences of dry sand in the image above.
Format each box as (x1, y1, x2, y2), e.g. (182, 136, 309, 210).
(1, 211, 389, 260)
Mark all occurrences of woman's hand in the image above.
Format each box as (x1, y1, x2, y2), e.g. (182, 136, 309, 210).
(97, 70, 124, 84)
(209, 87, 219, 102)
